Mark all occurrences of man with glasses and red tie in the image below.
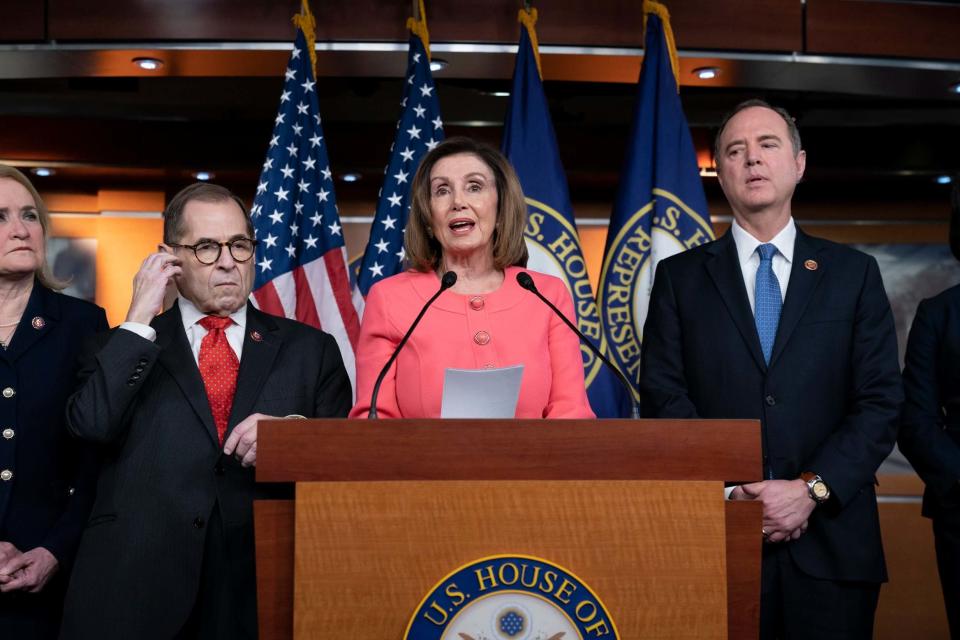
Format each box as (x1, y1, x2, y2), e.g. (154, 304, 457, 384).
(59, 183, 351, 640)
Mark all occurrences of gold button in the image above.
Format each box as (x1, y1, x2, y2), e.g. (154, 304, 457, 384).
(474, 331, 491, 346)
(2, 387, 14, 398)
(1, 429, 12, 439)
(0, 469, 11, 481)
(469, 296, 485, 311)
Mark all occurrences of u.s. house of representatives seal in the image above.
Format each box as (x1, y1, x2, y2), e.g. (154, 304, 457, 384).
(523, 198, 613, 392)
(404, 555, 619, 640)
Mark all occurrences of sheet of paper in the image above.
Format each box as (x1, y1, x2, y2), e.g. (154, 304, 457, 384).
(440, 365, 524, 418)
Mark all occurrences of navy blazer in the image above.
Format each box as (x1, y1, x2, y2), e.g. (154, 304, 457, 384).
(0, 283, 107, 566)
(639, 228, 903, 583)
(899, 284, 960, 521)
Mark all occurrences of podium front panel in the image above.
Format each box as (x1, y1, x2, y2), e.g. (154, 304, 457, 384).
(293, 480, 727, 639)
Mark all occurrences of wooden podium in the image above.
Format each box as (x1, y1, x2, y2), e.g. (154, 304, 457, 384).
(254, 419, 762, 639)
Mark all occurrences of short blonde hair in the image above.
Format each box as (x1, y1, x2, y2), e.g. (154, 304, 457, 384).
(0, 164, 65, 290)
(405, 137, 528, 273)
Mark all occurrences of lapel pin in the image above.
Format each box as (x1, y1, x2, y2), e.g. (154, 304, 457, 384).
(804, 259, 818, 271)
(31, 316, 45, 330)
(249, 330, 263, 343)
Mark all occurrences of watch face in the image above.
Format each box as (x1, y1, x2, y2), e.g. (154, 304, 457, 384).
(813, 482, 829, 500)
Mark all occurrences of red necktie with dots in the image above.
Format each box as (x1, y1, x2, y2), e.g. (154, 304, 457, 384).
(198, 316, 239, 444)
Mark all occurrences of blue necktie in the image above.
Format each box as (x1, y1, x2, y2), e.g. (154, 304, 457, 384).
(754, 243, 782, 364)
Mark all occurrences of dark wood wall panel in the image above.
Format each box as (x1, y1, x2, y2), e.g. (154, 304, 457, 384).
(49, 0, 302, 42)
(46, 0, 801, 52)
(0, 1, 45, 42)
(808, 0, 960, 60)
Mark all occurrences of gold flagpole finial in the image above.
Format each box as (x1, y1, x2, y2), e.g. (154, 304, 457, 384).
(292, 0, 318, 78)
(517, 5, 542, 80)
(407, 0, 432, 59)
(642, 0, 680, 93)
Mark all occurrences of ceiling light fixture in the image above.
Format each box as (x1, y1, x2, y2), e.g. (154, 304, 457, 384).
(31, 168, 55, 177)
(430, 58, 448, 73)
(193, 171, 214, 181)
(694, 66, 721, 80)
(340, 172, 361, 183)
(490, 91, 511, 98)
(133, 57, 164, 71)
(950, 82, 960, 95)
(936, 175, 953, 185)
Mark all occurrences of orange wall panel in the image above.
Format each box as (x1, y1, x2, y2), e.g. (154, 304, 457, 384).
(50, 215, 162, 326)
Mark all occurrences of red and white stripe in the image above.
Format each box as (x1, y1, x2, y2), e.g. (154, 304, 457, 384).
(252, 247, 363, 398)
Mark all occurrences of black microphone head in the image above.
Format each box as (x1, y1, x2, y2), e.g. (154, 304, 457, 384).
(440, 271, 458, 289)
(516, 271, 536, 291)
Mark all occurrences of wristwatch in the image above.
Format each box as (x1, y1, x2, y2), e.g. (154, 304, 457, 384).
(801, 472, 830, 503)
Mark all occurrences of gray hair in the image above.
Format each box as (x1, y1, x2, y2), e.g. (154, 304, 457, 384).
(713, 99, 802, 163)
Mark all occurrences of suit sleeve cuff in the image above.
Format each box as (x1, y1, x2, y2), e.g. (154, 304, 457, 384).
(119, 321, 157, 342)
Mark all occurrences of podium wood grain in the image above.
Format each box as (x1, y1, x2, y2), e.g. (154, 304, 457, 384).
(254, 419, 763, 639)
(294, 480, 727, 639)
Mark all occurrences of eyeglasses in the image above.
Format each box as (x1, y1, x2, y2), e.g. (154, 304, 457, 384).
(167, 238, 258, 265)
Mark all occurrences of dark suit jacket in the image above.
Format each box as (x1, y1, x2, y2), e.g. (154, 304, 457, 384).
(0, 284, 107, 633)
(59, 301, 351, 639)
(639, 228, 902, 583)
(899, 284, 960, 522)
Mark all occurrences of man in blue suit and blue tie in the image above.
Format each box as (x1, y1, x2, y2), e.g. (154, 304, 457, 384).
(640, 100, 903, 638)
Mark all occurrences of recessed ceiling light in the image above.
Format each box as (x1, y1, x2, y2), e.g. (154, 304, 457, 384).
(693, 67, 720, 80)
(340, 172, 361, 183)
(193, 171, 214, 181)
(936, 175, 953, 184)
(951, 82, 960, 95)
(429, 58, 448, 73)
(489, 91, 511, 98)
(133, 57, 163, 71)
(31, 168, 54, 177)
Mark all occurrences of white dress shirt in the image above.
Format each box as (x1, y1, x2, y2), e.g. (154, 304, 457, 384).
(730, 216, 796, 311)
(119, 297, 247, 364)
(725, 217, 796, 499)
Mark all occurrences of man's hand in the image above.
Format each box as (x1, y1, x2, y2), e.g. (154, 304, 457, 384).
(0, 546, 59, 593)
(125, 251, 182, 325)
(224, 413, 276, 467)
(741, 479, 816, 543)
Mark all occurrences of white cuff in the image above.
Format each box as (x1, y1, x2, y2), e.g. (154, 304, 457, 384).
(120, 322, 157, 342)
(724, 485, 738, 500)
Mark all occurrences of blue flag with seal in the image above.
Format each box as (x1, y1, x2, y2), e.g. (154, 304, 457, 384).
(356, 0, 443, 296)
(502, 7, 626, 417)
(597, 1, 714, 401)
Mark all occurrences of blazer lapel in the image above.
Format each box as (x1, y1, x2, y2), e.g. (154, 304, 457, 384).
(704, 232, 768, 372)
(154, 302, 220, 448)
(769, 229, 826, 368)
(3, 282, 58, 363)
(225, 304, 281, 438)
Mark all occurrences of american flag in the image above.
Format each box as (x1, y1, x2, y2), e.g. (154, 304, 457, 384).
(356, 29, 444, 295)
(250, 28, 362, 391)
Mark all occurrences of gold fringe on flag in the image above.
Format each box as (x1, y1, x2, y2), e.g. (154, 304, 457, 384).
(407, 0, 432, 60)
(518, 6, 543, 80)
(642, 0, 680, 93)
(292, 0, 318, 79)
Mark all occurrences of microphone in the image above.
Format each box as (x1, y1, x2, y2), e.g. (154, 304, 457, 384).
(368, 271, 458, 419)
(516, 271, 640, 419)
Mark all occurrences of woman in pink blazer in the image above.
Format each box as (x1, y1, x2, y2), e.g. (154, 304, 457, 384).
(350, 138, 594, 419)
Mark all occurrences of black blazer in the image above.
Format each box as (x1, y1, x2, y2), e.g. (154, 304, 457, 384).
(0, 284, 106, 626)
(59, 302, 351, 639)
(899, 284, 960, 522)
(639, 228, 902, 583)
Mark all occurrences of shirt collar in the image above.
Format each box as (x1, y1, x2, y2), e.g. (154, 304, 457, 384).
(178, 295, 247, 331)
(731, 216, 796, 265)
